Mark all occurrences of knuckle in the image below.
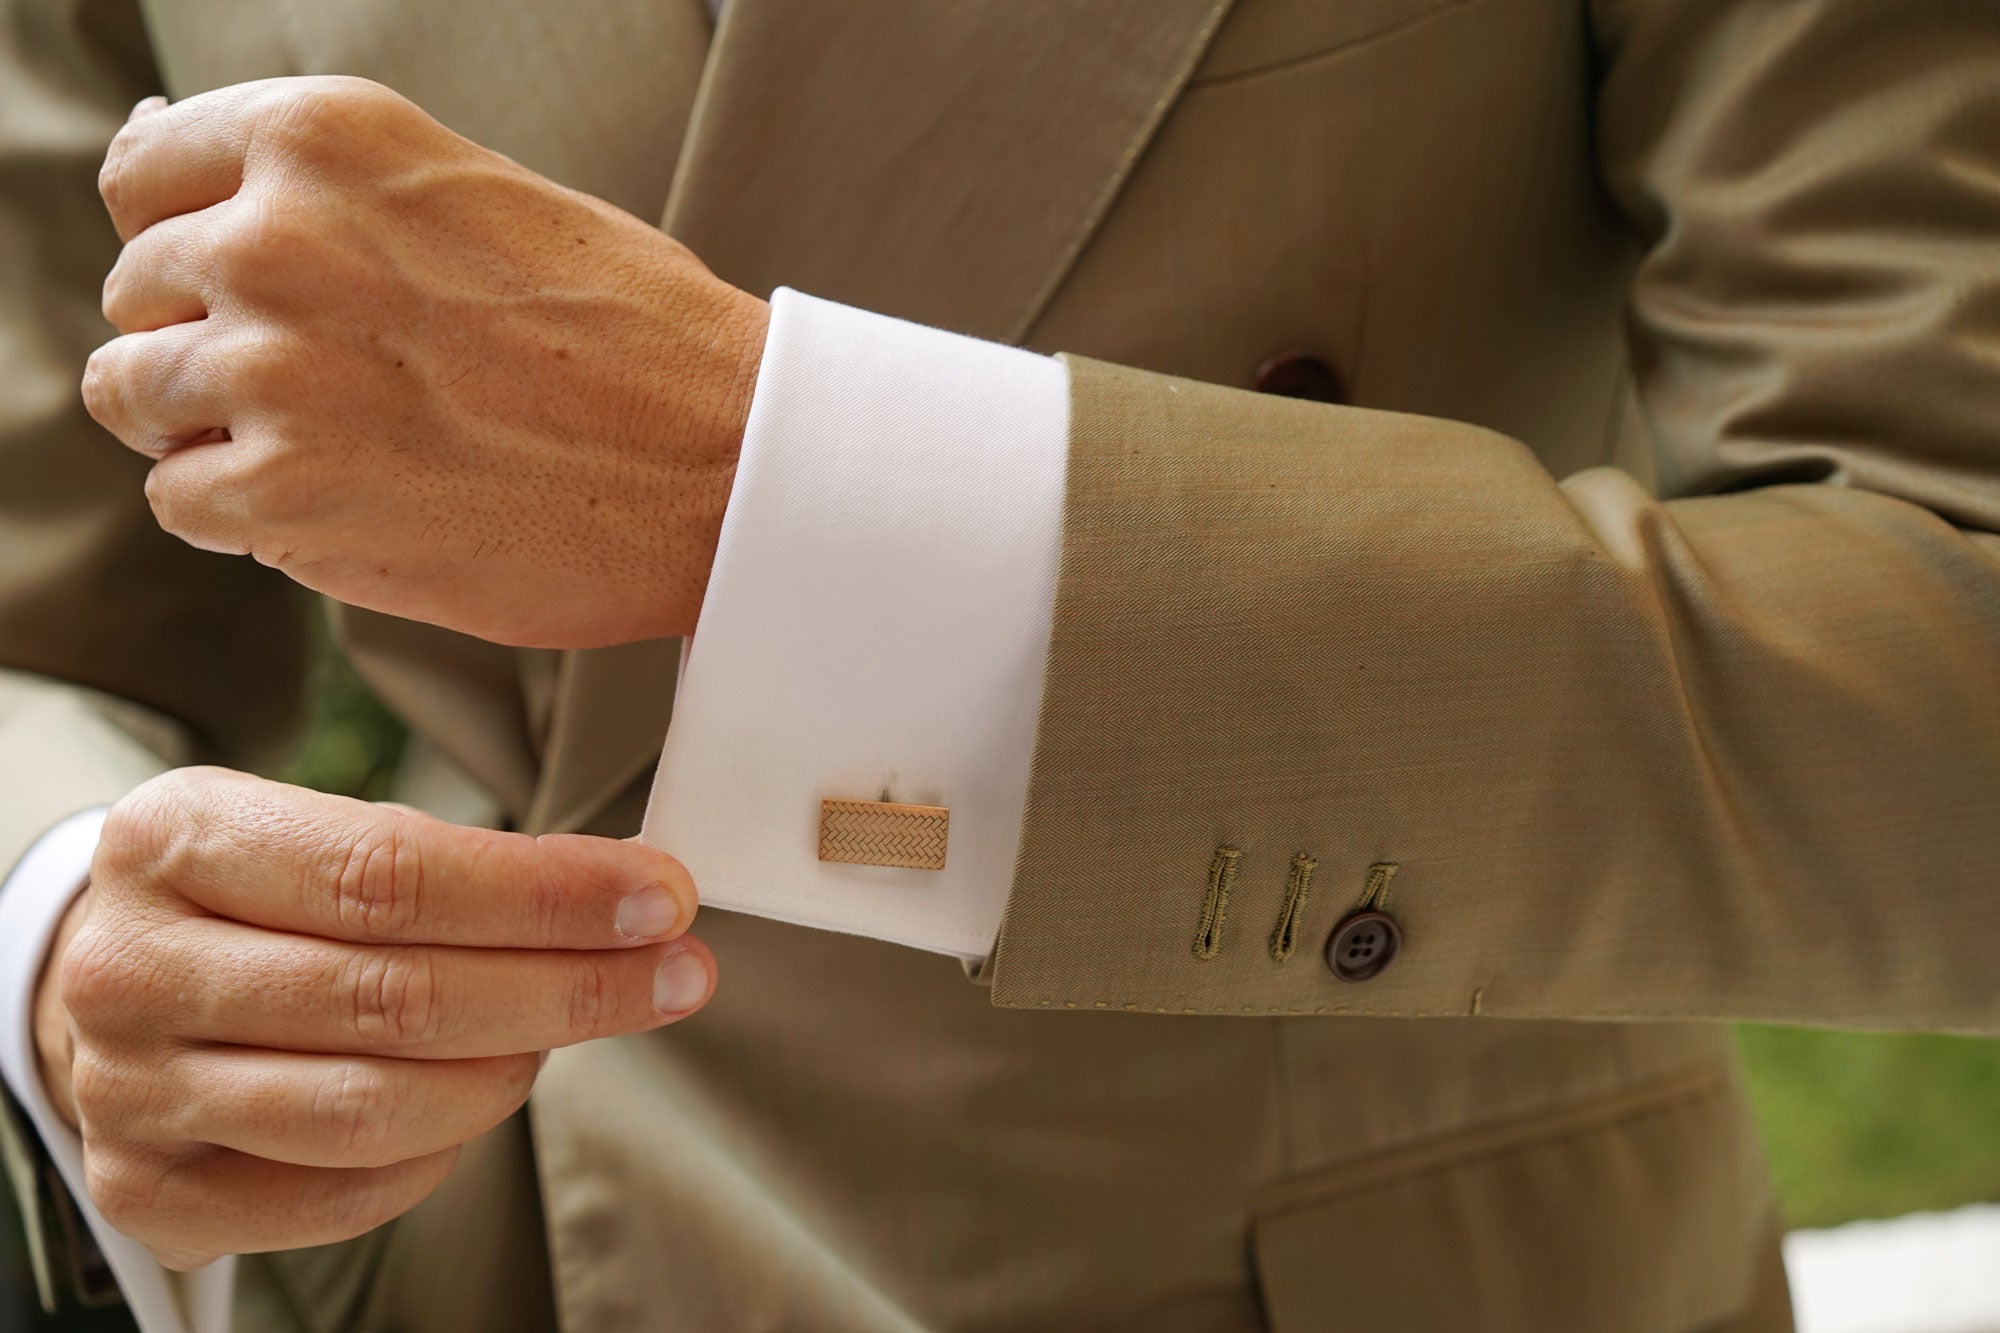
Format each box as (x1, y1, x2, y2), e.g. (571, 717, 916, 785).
(142, 460, 198, 535)
(330, 820, 425, 941)
(99, 261, 133, 328)
(96, 770, 210, 888)
(320, 75, 408, 121)
(97, 133, 134, 215)
(563, 959, 622, 1042)
(520, 849, 568, 950)
(79, 344, 128, 428)
(209, 228, 264, 291)
(56, 927, 142, 1029)
(65, 1047, 125, 1123)
(259, 78, 403, 163)
(84, 1148, 165, 1232)
(213, 196, 310, 291)
(228, 329, 298, 402)
(143, 457, 248, 554)
(260, 86, 340, 152)
(226, 441, 305, 531)
(315, 1061, 396, 1160)
(342, 948, 444, 1048)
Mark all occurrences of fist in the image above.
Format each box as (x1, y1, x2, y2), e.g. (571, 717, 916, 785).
(36, 768, 713, 1269)
(82, 77, 769, 649)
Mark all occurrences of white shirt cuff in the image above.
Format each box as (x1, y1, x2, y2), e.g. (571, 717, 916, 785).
(0, 809, 235, 1333)
(641, 288, 1069, 960)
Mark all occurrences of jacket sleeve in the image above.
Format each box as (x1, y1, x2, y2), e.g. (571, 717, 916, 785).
(987, 0, 2000, 1031)
(0, 0, 314, 1311)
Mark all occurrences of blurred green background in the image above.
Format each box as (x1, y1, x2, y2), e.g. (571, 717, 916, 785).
(8, 649, 2000, 1328)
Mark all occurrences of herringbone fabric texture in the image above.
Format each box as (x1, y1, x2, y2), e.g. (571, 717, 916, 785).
(818, 799, 949, 869)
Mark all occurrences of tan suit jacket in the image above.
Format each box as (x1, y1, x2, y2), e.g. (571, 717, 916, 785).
(7, 0, 1998, 1327)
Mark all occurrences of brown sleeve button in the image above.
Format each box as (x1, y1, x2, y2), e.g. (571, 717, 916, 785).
(1325, 910, 1400, 982)
(1251, 350, 1345, 404)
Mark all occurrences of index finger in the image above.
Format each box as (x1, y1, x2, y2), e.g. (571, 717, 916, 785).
(98, 83, 269, 242)
(105, 769, 698, 950)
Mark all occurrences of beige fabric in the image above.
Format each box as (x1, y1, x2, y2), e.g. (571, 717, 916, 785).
(233, 1115, 556, 1333)
(519, 899, 1778, 1333)
(992, 0, 2000, 1034)
(11, 0, 1997, 1326)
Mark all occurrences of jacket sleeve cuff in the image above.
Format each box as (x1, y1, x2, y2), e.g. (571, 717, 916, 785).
(641, 288, 1068, 961)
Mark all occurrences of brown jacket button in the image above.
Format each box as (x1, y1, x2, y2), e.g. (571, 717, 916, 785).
(1325, 910, 1400, 982)
(1252, 350, 1345, 404)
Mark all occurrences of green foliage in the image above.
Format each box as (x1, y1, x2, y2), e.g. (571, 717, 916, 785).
(276, 640, 409, 800)
(1736, 1024, 2000, 1230)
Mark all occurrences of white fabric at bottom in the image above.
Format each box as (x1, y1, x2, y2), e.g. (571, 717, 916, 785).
(1786, 1206, 2000, 1333)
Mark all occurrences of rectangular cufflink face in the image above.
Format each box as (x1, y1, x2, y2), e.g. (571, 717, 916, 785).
(818, 799, 949, 870)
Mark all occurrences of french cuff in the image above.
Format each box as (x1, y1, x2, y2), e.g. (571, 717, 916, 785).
(641, 288, 1069, 961)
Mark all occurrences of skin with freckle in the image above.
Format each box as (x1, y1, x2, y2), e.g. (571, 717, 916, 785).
(82, 76, 770, 649)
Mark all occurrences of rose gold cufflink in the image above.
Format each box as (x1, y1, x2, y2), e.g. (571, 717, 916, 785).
(818, 798, 949, 870)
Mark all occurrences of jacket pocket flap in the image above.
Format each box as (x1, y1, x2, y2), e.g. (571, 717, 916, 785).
(1251, 1070, 1768, 1333)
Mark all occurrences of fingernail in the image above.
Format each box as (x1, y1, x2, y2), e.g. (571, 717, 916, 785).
(130, 95, 168, 120)
(615, 885, 679, 939)
(652, 946, 709, 1015)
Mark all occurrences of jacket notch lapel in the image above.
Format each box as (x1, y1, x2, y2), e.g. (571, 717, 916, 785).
(666, 0, 1237, 340)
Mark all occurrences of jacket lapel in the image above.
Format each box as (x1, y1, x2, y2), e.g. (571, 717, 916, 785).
(527, 0, 1236, 835)
(665, 0, 1236, 339)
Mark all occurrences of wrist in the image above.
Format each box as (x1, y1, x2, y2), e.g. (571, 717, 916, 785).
(714, 288, 771, 460)
(669, 285, 770, 639)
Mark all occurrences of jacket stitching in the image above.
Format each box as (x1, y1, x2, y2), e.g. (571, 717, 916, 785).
(1251, 1067, 1725, 1219)
(1192, 845, 1240, 959)
(1355, 861, 1399, 912)
(1268, 852, 1317, 961)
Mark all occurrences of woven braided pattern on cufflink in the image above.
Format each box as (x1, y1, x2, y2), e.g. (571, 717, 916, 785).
(818, 799, 949, 870)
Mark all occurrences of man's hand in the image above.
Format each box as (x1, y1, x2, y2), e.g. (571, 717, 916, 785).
(32, 767, 714, 1270)
(82, 77, 770, 649)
